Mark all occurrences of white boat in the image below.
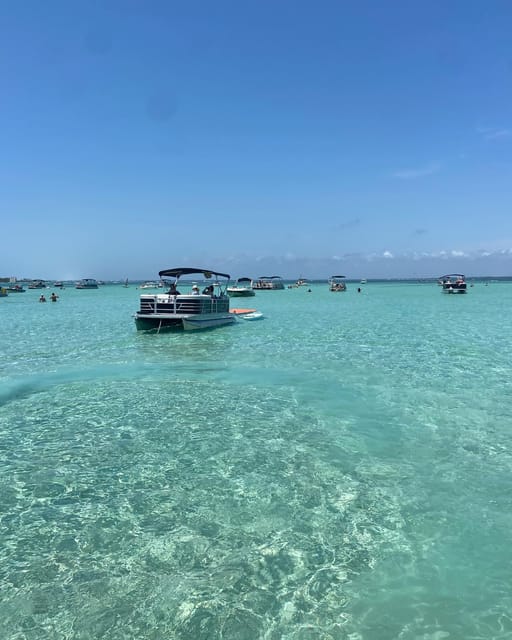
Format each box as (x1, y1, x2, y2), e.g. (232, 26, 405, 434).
(227, 277, 255, 297)
(138, 281, 163, 289)
(252, 276, 285, 290)
(76, 278, 99, 289)
(440, 273, 467, 294)
(328, 275, 347, 292)
(288, 277, 308, 288)
(134, 267, 236, 332)
(360, 278, 367, 284)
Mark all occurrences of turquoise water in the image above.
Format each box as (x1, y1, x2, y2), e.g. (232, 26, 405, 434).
(1, 282, 511, 639)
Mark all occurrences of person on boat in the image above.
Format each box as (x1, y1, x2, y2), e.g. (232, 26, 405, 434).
(202, 284, 214, 295)
(191, 285, 200, 295)
(39, 294, 46, 302)
(167, 284, 180, 295)
(50, 292, 59, 302)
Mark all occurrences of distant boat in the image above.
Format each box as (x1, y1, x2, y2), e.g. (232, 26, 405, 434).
(360, 278, 367, 284)
(439, 273, 467, 294)
(5, 277, 25, 292)
(329, 275, 347, 292)
(252, 276, 285, 290)
(123, 278, 129, 288)
(288, 277, 308, 289)
(28, 280, 47, 289)
(227, 277, 255, 297)
(76, 278, 99, 289)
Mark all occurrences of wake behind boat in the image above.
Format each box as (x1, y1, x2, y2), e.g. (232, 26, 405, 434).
(134, 267, 236, 332)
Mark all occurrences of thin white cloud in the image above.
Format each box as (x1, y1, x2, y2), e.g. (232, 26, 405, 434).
(486, 129, 511, 140)
(477, 127, 512, 141)
(392, 164, 440, 179)
(383, 251, 394, 259)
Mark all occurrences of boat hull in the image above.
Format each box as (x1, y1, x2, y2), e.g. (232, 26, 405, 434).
(442, 287, 467, 294)
(227, 288, 255, 297)
(134, 292, 234, 332)
(134, 315, 184, 331)
(182, 313, 236, 330)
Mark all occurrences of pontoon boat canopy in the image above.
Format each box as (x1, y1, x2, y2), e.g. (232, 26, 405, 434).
(158, 268, 230, 279)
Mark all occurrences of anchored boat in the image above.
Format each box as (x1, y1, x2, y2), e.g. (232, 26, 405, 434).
(440, 274, 467, 294)
(76, 278, 99, 289)
(227, 277, 255, 297)
(252, 276, 285, 290)
(328, 275, 347, 292)
(134, 267, 236, 332)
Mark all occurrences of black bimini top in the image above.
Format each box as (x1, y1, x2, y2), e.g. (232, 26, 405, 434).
(158, 267, 230, 279)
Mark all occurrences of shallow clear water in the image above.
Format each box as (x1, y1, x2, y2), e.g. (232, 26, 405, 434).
(1, 282, 511, 639)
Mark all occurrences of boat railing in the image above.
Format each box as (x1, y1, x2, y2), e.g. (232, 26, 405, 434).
(139, 295, 230, 315)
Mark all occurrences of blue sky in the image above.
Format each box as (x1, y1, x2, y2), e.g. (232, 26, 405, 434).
(1, 0, 512, 280)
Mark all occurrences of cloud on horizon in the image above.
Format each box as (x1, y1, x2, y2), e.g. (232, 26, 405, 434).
(205, 247, 512, 279)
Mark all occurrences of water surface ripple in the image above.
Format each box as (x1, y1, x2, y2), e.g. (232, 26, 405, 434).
(1, 282, 511, 638)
